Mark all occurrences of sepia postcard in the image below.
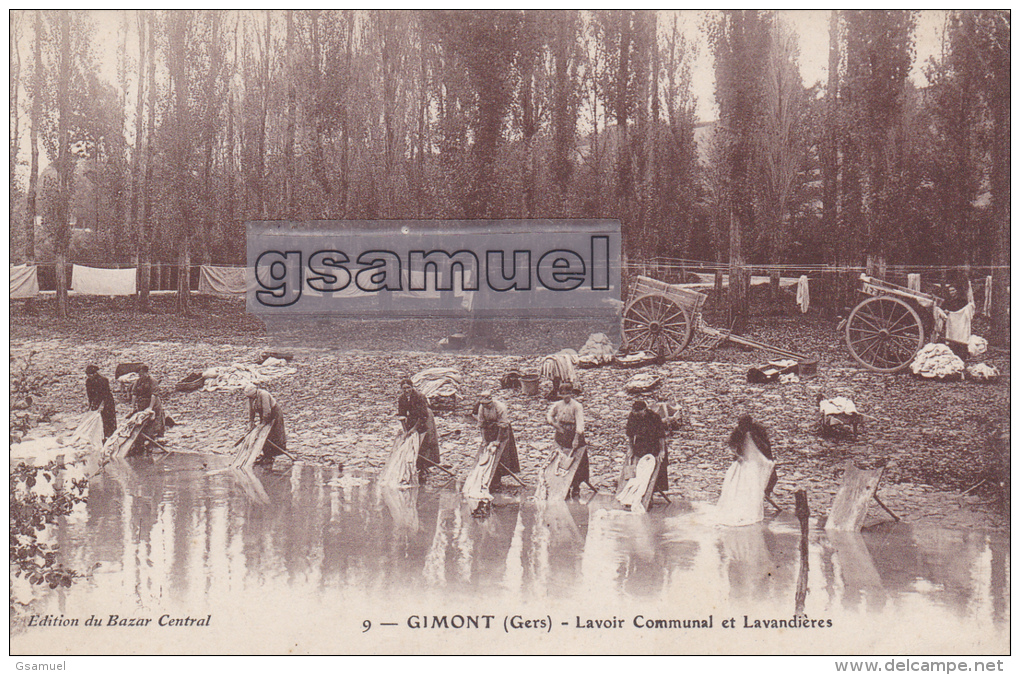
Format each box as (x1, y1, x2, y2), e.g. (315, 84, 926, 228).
(8, 10, 1009, 658)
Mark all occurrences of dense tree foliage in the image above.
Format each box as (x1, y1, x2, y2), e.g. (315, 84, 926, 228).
(8, 10, 1009, 329)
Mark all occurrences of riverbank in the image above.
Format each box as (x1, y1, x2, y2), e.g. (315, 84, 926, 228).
(10, 295, 1010, 532)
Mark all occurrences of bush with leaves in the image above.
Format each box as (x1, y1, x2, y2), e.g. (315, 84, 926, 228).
(10, 461, 88, 599)
(9, 351, 58, 443)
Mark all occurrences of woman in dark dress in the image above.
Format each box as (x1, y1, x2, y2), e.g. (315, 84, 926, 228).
(85, 364, 117, 440)
(397, 378, 441, 476)
(624, 399, 668, 494)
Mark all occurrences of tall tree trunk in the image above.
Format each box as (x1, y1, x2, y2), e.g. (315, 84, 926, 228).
(25, 10, 42, 264)
(615, 11, 632, 212)
(10, 13, 21, 251)
(130, 11, 146, 306)
(551, 11, 576, 200)
(307, 10, 332, 213)
(226, 18, 238, 259)
(200, 11, 222, 263)
(520, 41, 537, 217)
(139, 11, 157, 311)
(55, 12, 73, 319)
(822, 10, 840, 261)
(256, 11, 270, 219)
(415, 11, 427, 218)
(176, 242, 191, 313)
(989, 23, 1010, 343)
(169, 12, 192, 314)
(284, 10, 297, 217)
(341, 10, 354, 216)
(728, 209, 748, 334)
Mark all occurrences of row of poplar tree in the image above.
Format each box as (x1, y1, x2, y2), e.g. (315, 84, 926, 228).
(8, 10, 1010, 339)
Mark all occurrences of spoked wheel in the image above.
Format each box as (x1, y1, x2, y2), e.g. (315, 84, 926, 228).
(845, 296, 924, 372)
(622, 293, 691, 359)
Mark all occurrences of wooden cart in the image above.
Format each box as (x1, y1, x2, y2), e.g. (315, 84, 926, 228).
(622, 275, 807, 361)
(844, 273, 943, 373)
(622, 276, 709, 358)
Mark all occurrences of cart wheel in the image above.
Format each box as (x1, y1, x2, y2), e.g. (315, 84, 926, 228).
(845, 296, 924, 372)
(622, 293, 691, 358)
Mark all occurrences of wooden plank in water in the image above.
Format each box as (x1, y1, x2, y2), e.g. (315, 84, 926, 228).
(462, 426, 515, 500)
(826, 461, 885, 532)
(230, 422, 274, 471)
(535, 445, 587, 502)
(615, 453, 664, 513)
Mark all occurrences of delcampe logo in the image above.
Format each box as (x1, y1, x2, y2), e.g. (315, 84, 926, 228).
(246, 220, 622, 318)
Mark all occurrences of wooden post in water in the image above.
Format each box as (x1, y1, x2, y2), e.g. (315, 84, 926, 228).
(769, 270, 781, 306)
(794, 489, 810, 616)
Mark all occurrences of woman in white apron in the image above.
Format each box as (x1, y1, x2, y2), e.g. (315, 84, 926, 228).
(716, 416, 777, 526)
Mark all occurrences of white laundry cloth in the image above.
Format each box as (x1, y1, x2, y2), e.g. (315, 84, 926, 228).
(796, 275, 810, 313)
(946, 302, 975, 344)
(71, 264, 137, 296)
(715, 436, 775, 527)
(198, 266, 255, 295)
(10, 264, 39, 298)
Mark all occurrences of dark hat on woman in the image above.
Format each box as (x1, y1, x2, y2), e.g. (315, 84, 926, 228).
(85, 364, 100, 375)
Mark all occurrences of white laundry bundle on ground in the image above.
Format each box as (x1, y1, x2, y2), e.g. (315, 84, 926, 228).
(540, 349, 578, 384)
(202, 359, 298, 391)
(578, 333, 615, 366)
(910, 343, 964, 379)
(966, 363, 1000, 381)
(624, 372, 661, 393)
(968, 335, 988, 356)
(411, 367, 462, 405)
(819, 396, 858, 417)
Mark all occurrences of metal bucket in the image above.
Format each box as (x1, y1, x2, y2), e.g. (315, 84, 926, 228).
(520, 373, 541, 396)
(797, 357, 819, 378)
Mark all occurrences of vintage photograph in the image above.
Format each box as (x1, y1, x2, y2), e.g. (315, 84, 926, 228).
(8, 10, 1010, 657)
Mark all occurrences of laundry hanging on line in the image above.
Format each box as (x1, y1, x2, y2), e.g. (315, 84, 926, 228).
(795, 275, 810, 313)
(198, 266, 255, 296)
(71, 264, 137, 296)
(10, 264, 39, 298)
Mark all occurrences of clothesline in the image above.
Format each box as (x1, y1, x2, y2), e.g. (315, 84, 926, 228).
(14, 259, 1010, 272)
(623, 260, 1008, 273)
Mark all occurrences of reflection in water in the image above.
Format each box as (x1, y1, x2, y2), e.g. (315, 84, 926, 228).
(826, 531, 887, 612)
(719, 523, 791, 604)
(505, 501, 586, 598)
(423, 493, 519, 590)
(13, 453, 1010, 654)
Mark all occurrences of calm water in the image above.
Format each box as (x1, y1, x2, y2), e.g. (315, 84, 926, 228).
(11, 453, 1009, 655)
